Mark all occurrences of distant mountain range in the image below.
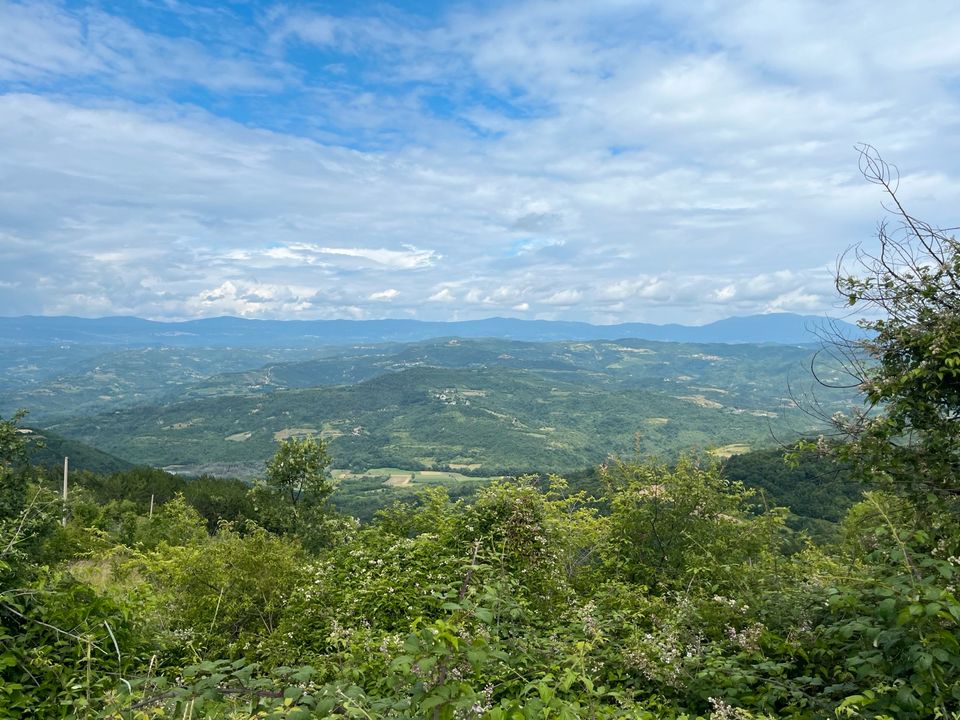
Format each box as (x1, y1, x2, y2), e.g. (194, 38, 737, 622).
(0, 312, 866, 347)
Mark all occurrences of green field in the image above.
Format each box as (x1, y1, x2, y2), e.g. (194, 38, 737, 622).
(333, 467, 499, 487)
(329, 466, 497, 521)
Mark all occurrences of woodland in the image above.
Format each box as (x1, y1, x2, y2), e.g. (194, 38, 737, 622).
(1, 148, 959, 718)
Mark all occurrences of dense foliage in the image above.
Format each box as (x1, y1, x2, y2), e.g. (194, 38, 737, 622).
(721, 448, 860, 542)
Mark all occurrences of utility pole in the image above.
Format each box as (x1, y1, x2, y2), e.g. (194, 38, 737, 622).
(62, 456, 69, 527)
(149, 493, 155, 519)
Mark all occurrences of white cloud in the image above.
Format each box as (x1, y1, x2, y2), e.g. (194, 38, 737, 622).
(711, 284, 737, 302)
(543, 289, 583, 306)
(369, 288, 399, 301)
(0, 1, 98, 79)
(191, 280, 314, 317)
(0, 1, 284, 90)
(315, 245, 438, 269)
(464, 289, 485, 304)
(428, 288, 456, 302)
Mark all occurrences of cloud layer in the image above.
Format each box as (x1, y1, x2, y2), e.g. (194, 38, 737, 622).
(1, 0, 959, 323)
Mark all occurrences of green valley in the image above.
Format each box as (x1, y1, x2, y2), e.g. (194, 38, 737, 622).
(13, 337, 854, 477)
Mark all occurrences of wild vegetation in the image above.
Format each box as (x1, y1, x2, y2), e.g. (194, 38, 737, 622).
(2, 149, 959, 718)
(3, 419, 959, 718)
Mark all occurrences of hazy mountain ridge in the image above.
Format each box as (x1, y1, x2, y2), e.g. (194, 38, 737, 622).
(0, 312, 865, 347)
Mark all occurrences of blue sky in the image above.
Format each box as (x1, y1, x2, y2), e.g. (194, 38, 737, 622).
(1, 0, 959, 323)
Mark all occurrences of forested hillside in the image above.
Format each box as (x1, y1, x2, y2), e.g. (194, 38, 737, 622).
(4, 337, 853, 477)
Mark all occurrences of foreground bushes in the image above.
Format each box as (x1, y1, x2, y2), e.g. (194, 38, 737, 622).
(4, 450, 959, 718)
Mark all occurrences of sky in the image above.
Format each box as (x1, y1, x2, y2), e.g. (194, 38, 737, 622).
(1, 0, 959, 324)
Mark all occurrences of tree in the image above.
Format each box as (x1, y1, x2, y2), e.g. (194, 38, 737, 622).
(600, 456, 785, 594)
(831, 144, 960, 500)
(0, 409, 31, 467)
(264, 436, 333, 506)
(140, 525, 305, 659)
(0, 410, 52, 570)
(0, 410, 31, 522)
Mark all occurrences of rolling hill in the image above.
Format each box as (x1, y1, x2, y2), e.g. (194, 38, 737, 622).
(2, 325, 860, 478)
(38, 337, 852, 476)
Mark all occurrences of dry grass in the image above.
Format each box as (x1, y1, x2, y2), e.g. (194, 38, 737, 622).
(273, 427, 317, 441)
(708, 443, 751, 459)
(676, 395, 724, 409)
